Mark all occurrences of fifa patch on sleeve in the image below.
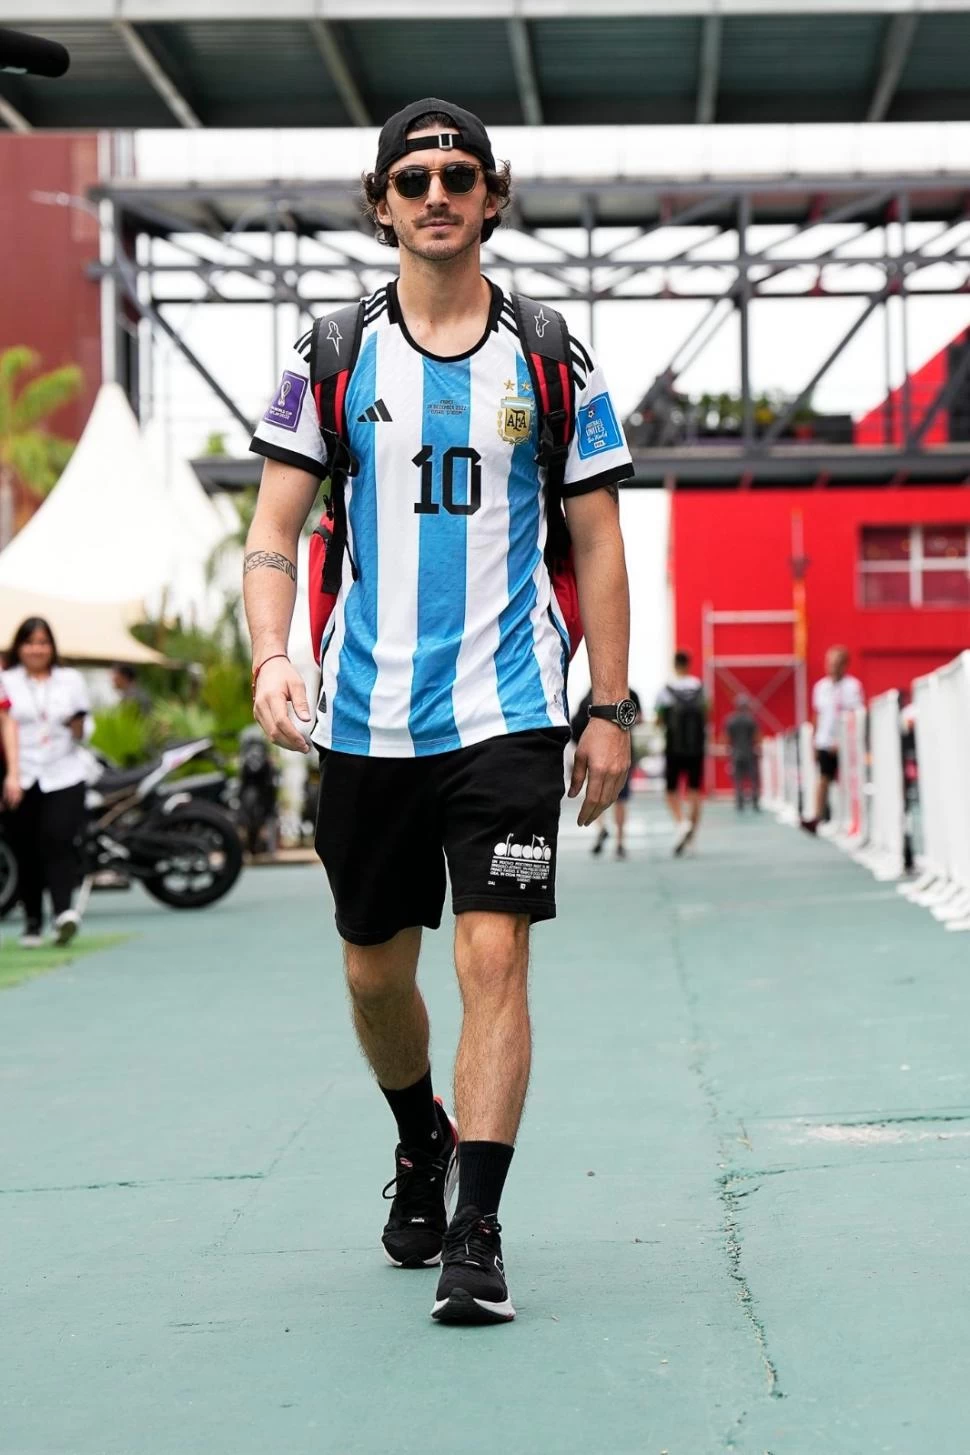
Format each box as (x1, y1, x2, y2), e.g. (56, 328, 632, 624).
(577, 392, 622, 459)
(262, 370, 307, 433)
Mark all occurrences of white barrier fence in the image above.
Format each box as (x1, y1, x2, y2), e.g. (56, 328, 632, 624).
(899, 651, 970, 931)
(760, 651, 970, 932)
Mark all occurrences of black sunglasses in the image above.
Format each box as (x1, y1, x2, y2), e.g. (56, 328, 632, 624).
(388, 162, 483, 200)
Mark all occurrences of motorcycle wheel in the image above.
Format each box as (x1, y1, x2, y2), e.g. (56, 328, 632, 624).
(141, 802, 243, 909)
(0, 834, 19, 919)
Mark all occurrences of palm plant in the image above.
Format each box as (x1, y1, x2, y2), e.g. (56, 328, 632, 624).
(0, 347, 83, 547)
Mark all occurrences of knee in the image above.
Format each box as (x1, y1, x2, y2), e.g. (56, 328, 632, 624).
(455, 914, 529, 1003)
(345, 930, 419, 1011)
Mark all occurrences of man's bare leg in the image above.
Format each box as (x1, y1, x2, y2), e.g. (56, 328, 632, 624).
(346, 927, 456, 1269)
(665, 790, 683, 824)
(345, 927, 427, 1088)
(453, 911, 531, 1145)
(687, 788, 702, 832)
(431, 911, 528, 1324)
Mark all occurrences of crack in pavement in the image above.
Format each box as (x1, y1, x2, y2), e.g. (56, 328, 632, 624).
(657, 873, 785, 1446)
(0, 1173, 264, 1196)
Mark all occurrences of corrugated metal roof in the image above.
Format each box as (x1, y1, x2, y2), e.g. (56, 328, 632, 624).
(3, 7, 970, 131)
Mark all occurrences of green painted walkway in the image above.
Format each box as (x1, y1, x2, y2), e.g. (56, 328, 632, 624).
(2, 803, 968, 1455)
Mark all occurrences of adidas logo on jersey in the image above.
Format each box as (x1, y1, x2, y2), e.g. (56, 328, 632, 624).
(357, 399, 392, 423)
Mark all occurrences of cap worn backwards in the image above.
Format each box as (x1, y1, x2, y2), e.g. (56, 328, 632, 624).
(375, 97, 496, 175)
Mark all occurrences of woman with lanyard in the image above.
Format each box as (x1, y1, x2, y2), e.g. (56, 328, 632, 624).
(1, 617, 92, 947)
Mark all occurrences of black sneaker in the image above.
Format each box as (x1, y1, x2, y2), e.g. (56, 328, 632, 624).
(381, 1100, 458, 1269)
(591, 827, 608, 857)
(431, 1207, 515, 1324)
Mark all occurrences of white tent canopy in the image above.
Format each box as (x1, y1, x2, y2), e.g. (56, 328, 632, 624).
(0, 383, 231, 626)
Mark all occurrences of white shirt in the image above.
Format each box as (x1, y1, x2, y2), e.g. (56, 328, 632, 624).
(812, 673, 864, 750)
(0, 665, 93, 792)
(250, 282, 633, 758)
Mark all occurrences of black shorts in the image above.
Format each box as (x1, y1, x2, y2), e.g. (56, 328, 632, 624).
(665, 753, 704, 792)
(816, 748, 839, 781)
(314, 729, 569, 946)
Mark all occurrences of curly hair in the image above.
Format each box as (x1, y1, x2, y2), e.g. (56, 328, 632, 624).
(361, 112, 512, 248)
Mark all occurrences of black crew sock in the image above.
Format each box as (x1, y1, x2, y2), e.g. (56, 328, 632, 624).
(455, 1141, 514, 1219)
(379, 1067, 441, 1153)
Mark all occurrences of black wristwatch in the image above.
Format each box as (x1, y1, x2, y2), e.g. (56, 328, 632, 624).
(588, 699, 638, 731)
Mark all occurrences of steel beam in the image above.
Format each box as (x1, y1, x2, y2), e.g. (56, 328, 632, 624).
(696, 13, 721, 126)
(867, 12, 919, 123)
(507, 16, 543, 126)
(114, 20, 200, 129)
(308, 19, 371, 127)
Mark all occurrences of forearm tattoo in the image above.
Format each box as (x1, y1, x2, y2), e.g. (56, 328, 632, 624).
(244, 550, 296, 581)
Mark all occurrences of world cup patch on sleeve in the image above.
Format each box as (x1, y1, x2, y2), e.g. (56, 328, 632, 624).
(262, 370, 307, 432)
(577, 392, 622, 459)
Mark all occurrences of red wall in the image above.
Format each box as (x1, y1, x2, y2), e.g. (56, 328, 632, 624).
(671, 486, 970, 778)
(855, 339, 953, 446)
(0, 134, 102, 526)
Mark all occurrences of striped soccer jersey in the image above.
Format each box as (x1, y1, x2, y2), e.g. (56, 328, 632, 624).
(250, 280, 633, 759)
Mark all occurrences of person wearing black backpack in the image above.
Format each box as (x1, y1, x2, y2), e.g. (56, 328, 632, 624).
(244, 99, 636, 1327)
(655, 650, 707, 855)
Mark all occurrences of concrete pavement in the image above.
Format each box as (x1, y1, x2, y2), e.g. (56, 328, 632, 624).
(1, 801, 967, 1454)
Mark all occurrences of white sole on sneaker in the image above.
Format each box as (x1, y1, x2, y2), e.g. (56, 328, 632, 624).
(431, 1289, 516, 1324)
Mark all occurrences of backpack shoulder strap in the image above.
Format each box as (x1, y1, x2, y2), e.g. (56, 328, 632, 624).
(309, 301, 365, 593)
(510, 294, 576, 563)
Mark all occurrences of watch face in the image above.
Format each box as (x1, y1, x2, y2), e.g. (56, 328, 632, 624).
(617, 698, 639, 730)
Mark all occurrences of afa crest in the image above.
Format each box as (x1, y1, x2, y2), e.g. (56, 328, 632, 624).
(498, 394, 533, 445)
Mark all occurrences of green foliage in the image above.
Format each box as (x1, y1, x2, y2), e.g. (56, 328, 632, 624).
(89, 701, 153, 768)
(202, 431, 228, 456)
(200, 659, 253, 744)
(0, 347, 82, 501)
(150, 699, 218, 747)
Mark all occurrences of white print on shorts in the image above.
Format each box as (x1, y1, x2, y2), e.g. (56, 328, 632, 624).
(488, 833, 553, 890)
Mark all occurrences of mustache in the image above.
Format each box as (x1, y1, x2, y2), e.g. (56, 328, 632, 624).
(417, 212, 462, 227)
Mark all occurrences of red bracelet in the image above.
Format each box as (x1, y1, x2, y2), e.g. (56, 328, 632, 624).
(251, 653, 289, 699)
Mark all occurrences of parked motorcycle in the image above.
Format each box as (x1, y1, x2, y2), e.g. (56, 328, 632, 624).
(0, 739, 243, 919)
(84, 739, 243, 909)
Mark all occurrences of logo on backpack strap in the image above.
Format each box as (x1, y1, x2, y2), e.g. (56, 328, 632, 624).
(327, 319, 343, 354)
(533, 308, 550, 339)
(497, 391, 533, 445)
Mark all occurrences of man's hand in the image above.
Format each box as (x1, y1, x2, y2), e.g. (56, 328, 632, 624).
(252, 657, 312, 754)
(568, 718, 631, 827)
(3, 773, 22, 810)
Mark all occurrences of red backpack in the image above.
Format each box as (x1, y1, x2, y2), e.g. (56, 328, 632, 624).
(307, 293, 582, 664)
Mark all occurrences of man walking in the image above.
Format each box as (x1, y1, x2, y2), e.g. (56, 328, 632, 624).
(656, 650, 707, 855)
(724, 693, 760, 811)
(802, 645, 864, 833)
(244, 100, 634, 1325)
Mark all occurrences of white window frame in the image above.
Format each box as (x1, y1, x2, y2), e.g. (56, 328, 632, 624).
(859, 524, 970, 608)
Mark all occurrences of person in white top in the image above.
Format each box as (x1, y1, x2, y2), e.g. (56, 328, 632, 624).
(802, 644, 864, 833)
(1, 617, 91, 946)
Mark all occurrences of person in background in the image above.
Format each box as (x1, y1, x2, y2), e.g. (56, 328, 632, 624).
(801, 645, 864, 834)
(724, 693, 760, 811)
(655, 650, 707, 856)
(111, 662, 153, 716)
(0, 617, 92, 947)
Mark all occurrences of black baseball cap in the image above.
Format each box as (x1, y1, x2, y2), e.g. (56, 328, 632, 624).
(375, 98, 495, 175)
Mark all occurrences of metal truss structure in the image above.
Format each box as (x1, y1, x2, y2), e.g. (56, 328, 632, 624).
(88, 169, 970, 488)
(5, 1, 970, 134)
